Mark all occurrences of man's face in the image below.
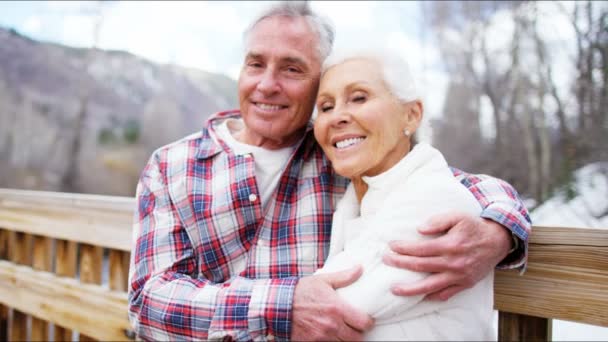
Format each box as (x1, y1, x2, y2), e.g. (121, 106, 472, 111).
(237, 16, 322, 149)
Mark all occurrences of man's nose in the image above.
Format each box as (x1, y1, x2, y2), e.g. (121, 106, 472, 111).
(256, 70, 280, 95)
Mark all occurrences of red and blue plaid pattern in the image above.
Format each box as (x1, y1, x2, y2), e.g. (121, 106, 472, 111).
(129, 110, 531, 341)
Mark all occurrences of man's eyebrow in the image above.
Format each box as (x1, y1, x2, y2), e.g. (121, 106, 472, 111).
(245, 52, 263, 60)
(283, 56, 306, 65)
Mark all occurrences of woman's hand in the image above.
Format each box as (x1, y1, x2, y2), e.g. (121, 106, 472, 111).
(383, 212, 512, 300)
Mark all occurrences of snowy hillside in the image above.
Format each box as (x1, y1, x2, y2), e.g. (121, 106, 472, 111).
(531, 162, 608, 229)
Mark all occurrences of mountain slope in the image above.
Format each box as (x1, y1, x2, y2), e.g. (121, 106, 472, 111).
(0, 27, 237, 195)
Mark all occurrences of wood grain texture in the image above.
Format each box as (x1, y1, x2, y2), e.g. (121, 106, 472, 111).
(31, 235, 53, 341)
(498, 312, 551, 341)
(0, 189, 134, 251)
(495, 226, 608, 327)
(54, 239, 78, 341)
(8, 231, 33, 341)
(0, 260, 132, 341)
(79, 243, 104, 341)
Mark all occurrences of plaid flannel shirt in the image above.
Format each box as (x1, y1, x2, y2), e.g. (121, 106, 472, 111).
(128, 110, 531, 341)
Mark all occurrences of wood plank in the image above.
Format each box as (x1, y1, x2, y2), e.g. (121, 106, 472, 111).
(495, 227, 608, 327)
(109, 250, 130, 292)
(498, 312, 551, 341)
(8, 231, 33, 341)
(0, 260, 132, 341)
(529, 226, 608, 246)
(79, 243, 104, 341)
(31, 235, 53, 341)
(54, 239, 78, 341)
(0, 205, 132, 251)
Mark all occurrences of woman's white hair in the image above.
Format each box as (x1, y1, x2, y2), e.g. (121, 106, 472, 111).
(322, 48, 420, 103)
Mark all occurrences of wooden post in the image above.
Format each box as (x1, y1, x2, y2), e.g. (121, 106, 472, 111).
(78, 243, 103, 341)
(8, 231, 33, 341)
(109, 250, 130, 292)
(109, 249, 135, 340)
(498, 312, 551, 341)
(0, 230, 8, 341)
(54, 239, 78, 341)
(31, 235, 53, 341)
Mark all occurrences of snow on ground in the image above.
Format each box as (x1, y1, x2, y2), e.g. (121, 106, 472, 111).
(532, 162, 608, 229)
(528, 162, 608, 340)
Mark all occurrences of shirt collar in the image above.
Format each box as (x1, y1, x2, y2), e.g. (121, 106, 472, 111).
(196, 109, 315, 160)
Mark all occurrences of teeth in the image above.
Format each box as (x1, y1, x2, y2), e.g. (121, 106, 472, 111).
(335, 137, 364, 149)
(257, 103, 283, 111)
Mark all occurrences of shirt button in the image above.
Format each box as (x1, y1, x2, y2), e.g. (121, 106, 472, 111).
(258, 239, 267, 247)
(249, 193, 258, 202)
(244, 154, 252, 159)
(267, 334, 275, 341)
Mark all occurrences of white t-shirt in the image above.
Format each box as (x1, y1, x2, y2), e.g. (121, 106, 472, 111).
(215, 118, 293, 211)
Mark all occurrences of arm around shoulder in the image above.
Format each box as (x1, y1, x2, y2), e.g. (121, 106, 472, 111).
(452, 168, 531, 272)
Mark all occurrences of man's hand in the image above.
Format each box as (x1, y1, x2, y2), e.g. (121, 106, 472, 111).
(383, 212, 512, 301)
(291, 266, 375, 341)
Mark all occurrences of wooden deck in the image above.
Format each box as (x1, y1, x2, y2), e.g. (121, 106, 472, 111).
(0, 188, 606, 341)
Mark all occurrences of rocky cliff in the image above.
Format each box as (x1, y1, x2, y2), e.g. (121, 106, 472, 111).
(0, 27, 238, 196)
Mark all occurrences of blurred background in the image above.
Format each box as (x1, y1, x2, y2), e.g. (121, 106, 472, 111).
(0, 1, 606, 339)
(0, 0, 605, 221)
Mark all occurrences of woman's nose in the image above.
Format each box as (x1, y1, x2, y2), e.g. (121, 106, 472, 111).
(329, 108, 352, 127)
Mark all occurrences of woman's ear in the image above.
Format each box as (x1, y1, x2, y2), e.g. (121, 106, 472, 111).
(405, 100, 423, 133)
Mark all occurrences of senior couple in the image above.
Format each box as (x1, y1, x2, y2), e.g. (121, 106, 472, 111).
(128, 2, 530, 341)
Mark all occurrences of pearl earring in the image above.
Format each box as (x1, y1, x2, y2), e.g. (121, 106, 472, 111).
(404, 129, 410, 137)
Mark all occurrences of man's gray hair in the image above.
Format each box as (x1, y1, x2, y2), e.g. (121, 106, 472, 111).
(243, 1, 335, 62)
(322, 48, 420, 103)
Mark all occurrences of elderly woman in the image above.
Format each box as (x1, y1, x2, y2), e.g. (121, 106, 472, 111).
(313, 50, 495, 341)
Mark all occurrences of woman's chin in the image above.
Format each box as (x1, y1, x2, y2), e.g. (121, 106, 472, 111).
(333, 165, 362, 180)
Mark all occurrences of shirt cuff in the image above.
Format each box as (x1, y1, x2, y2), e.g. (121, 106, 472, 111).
(480, 203, 530, 274)
(248, 277, 298, 341)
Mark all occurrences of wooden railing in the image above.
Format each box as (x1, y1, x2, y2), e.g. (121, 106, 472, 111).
(0, 188, 606, 341)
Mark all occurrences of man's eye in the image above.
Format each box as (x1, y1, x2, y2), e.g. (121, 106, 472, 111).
(286, 66, 301, 73)
(248, 62, 263, 68)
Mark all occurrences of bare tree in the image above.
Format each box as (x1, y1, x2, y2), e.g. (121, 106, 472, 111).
(61, 1, 107, 192)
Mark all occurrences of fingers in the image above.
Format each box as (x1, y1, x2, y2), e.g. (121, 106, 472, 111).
(320, 265, 363, 289)
(390, 272, 454, 297)
(341, 303, 375, 333)
(418, 211, 470, 235)
(383, 254, 451, 273)
(425, 285, 467, 301)
(336, 322, 366, 341)
(388, 234, 457, 258)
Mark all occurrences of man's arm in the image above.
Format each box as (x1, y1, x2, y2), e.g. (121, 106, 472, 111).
(128, 151, 296, 341)
(385, 169, 531, 301)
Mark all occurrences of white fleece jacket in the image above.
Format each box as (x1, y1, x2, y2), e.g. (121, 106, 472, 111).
(315, 143, 495, 341)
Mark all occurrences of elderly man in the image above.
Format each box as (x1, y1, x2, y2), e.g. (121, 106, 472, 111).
(128, 2, 530, 341)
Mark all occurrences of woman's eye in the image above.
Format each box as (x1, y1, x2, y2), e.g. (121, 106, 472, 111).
(320, 104, 334, 112)
(352, 94, 366, 103)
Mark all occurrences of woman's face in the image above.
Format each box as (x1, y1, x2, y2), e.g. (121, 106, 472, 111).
(314, 58, 421, 179)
